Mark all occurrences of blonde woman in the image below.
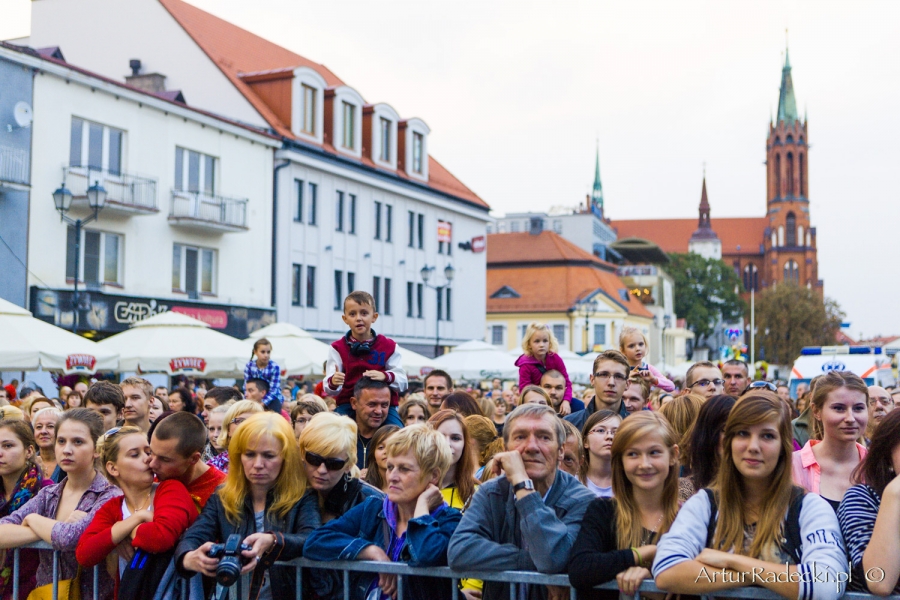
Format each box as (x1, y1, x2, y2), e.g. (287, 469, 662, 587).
(208, 400, 264, 474)
(515, 322, 573, 415)
(177, 413, 319, 598)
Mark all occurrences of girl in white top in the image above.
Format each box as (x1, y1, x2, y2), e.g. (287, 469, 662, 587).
(653, 392, 847, 600)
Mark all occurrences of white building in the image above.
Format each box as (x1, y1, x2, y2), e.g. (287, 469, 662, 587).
(0, 43, 280, 339)
(15, 0, 491, 356)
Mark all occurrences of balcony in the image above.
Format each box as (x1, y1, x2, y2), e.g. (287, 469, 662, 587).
(168, 190, 248, 232)
(65, 165, 158, 215)
(0, 145, 29, 185)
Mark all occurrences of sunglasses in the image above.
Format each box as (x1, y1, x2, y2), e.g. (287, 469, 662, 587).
(305, 451, 347, 471)
(745, 381, 777, 393)
(105, 426, 122, 437)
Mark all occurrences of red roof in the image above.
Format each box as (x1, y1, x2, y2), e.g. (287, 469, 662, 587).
(158, 0, 488, 209)
(486, 232, 652, 318)
(612, 217, 769, 256)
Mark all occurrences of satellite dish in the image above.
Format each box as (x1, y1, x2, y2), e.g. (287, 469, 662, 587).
(13, 102, 33, 128)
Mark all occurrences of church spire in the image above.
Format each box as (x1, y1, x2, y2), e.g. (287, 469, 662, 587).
(776, 45, 799, 126)
(591, 142, 604, 214)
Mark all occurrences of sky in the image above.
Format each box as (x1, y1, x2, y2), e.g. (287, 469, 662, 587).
(2, 0, 898, 340)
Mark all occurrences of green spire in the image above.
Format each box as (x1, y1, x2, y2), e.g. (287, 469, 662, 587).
(776, 46, 799, 126)
(591, 143, 603, 211)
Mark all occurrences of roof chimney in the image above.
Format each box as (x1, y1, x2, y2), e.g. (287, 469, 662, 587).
(129, 59, 141, 76)
(125, 59, 168, 94)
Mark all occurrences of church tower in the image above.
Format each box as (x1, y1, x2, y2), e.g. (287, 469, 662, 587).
(688, 175, 722, 260)
(763, 47, 821, 290)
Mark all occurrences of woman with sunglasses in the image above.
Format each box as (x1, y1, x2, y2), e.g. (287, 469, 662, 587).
(177, 413, 319, 599)
(208, 400, 264, 474)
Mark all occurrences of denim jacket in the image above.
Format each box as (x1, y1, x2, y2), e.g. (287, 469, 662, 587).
(304, 495, 461, 600)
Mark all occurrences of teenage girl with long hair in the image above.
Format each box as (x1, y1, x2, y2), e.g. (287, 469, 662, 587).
(653, 392, 847, 600)
(579, 410, 622, 497)
(570, 412, 680, 599)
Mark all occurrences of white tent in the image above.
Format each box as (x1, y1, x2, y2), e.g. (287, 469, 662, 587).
(432, 340, 518, 381)
(98, 311, 250, 377)
(246, 322, 330, 376)
(0, 297, 118, 374)
(396, 345, 435, 379)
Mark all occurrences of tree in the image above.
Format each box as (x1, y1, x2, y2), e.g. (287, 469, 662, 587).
(666, 253, 745, 346)
(755, 283, 845, 365)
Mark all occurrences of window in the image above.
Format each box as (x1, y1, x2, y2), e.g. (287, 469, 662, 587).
(407, 282, 414, 317)
(379, 117, 391, 162)
(373, 276, 381, 311)
(175, 147, 216, 195)
(374, 201, 382, 240)
(301, 84, 316, 135)
(445, 288, 452, 321)
(775, 154, 781, 197)
(511, 221, 520, 233)
(291, 264, 302, 306)
(308, 183, 318, 225)
(491, 325, 504, 346)
(438, 221, 452, 255)
(786, 212, 796, 246)
(384, 278, 392, 315)
(341, 101, 355, 149)
(552, 324, 566, 346)
(334, 270, 343, 310)
(799, 153, 805, 196)
(69, 117, 124, 175)
(786, 152, 794, 196)
(784, 260, 799, 285)
(172, 244, 216, 295)
(335, 191, 344, 231)
(294, 179, 304, 222)
(593, 323, 606, 348)
(553, 220, 563, 234)
(347, 272, 355, 294)
(349, 194, 357, 234)
(385, 205, 393, 242)
(437, 286, 443, 321)
(412, 132, 424, 174)
(306, 266, 316, 307)
(408, 211, 415, 247)
(417, 213, 424, 249)
(66, 227, 122, 286)
(416, 283, 424, 318)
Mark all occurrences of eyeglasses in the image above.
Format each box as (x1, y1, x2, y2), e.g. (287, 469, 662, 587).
(305, 451, 348, 471)
(745, 381, 777, 393)
(588, 425, 618, 437)
(690, 379, 725, 389)
(593, 372, 627, 382)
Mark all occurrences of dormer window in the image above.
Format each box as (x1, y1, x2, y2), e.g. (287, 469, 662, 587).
(398, 118, 430, 181)
(366, 103, 399, 169)
(412, 132, 424, 174)
(291, 67, 326, 144)
(328, 86, 364, 158)
(342, 102, 355, 149)
(379, 117, 391, 162)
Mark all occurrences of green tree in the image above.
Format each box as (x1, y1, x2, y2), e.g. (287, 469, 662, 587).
(755, 283, 845, 365)
(665, 253, 746, 345)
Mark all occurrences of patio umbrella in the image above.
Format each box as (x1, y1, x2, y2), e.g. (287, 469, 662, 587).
(245, 322, 330, 376)
(0, 297, 118, 374)
(432, 340, 518, 381)
(396, 345, 435, 379)
(98, 311, 250, 377)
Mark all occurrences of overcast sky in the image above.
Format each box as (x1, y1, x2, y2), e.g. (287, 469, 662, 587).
(3, 0, 898, 340)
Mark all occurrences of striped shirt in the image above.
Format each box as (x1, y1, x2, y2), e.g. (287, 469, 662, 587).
(837, 484, 897, 593)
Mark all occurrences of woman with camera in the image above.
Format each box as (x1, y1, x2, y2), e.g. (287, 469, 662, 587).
(304, 425, 461, 600)
(175, 412, 319, 600)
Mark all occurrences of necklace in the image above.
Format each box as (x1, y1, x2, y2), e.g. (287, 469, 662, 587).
(126, 490, 152, 513)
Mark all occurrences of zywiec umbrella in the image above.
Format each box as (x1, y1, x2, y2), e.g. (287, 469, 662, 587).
(431, 340, 518, 381)
(98, 311, 249, 377)
(0, 297, 118, 374)
(245, 322, 330, 376)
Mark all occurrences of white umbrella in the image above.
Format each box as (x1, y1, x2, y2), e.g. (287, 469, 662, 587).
(98, 311, 250, 377)
(396, 345, 435, 379)
(0, 297, 118, 374)
(432, 340, 518, 381)
(246, 322, 330, 376)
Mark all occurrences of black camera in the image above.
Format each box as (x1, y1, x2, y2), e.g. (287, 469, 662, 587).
(208, 534, 253, 587)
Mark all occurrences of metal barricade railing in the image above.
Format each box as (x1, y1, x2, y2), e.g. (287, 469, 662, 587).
(12, 541, 101, 600)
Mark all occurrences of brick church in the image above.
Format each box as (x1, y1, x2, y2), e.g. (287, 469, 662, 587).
(612, 48, 821, 294)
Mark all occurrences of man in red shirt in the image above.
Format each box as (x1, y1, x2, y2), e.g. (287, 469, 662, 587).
(148, 412, 225, 510)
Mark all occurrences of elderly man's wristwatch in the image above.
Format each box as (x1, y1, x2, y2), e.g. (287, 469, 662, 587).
(512, 479, 534, 493)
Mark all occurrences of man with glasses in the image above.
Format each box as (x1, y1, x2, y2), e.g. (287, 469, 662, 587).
(565, 350, 631, 431)
(722, 359, 750, 396)
(350, 377, 391, 468)
(866, 385, 894, 444)
(684, 361, 725, 400)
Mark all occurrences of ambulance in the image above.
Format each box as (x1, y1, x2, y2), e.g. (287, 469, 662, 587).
(789, 346, 895, 397)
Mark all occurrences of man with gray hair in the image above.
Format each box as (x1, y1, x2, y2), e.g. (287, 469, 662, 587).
(449, 404, 595, 599)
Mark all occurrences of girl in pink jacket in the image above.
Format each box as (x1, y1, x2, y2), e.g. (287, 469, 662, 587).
(514, 322, 574, 414)
(619, 326, 675, 392)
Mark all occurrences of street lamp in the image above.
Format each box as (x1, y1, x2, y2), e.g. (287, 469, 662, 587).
(54, 179, 107, 333)
(654, 314, 673, 367)
(570, 296, 599, 353)
(420, 264, 455, 357)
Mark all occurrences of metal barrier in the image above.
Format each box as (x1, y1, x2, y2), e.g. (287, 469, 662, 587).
(11, 541, 101, 600)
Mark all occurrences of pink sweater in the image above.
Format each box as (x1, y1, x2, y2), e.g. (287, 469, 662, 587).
(515, 352, 572, 402)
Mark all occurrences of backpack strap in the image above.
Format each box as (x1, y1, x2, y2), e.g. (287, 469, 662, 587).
(703, 488, 718, 549)
(780, 486, 806, 564)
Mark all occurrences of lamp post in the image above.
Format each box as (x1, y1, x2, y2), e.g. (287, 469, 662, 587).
(420, 263, 455, 357)
(571, 296, 599, 353)
(53, 180, 107, 333)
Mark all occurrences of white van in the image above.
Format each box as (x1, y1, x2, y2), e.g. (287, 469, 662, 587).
(789, 346, 895, 396)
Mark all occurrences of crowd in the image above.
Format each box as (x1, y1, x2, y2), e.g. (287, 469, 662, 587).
(0, 289, 896, 600)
